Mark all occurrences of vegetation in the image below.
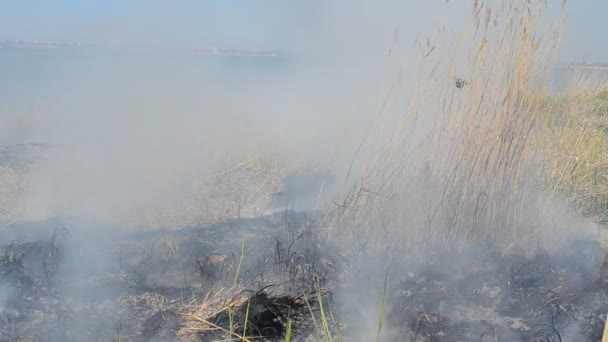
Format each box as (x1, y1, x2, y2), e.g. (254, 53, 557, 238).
(330, 0, 565, 251)
(172, 1, 608, 338)
(536, 84, 608, 220)
(7, 0, 608, 340)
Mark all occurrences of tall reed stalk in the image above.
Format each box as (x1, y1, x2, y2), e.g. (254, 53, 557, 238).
(332, 0, 565, 251)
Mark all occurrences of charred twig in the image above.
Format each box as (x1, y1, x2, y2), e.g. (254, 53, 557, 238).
(413, 316, 423, 342)
(479, 320, 497, 342)
(509, 261, 534, 288)
(286, 232, 307, 266)
(42, 257, 51, 286)
(253, 284, 278, 296)
(550, 303, 562, 342)
(274, 237, 282, 264)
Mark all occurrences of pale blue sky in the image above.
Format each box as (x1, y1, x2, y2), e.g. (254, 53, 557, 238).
(562, 0, 608, 62)
(0, 1, 318, 49)
(0, 1, 605, 62)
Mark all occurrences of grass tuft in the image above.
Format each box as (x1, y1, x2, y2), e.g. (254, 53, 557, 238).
(375, 269, 389, 342)
(536, 84, 608, 220)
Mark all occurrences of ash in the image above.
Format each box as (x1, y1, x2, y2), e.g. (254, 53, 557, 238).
(384, 241, 608, 341)
(1, 213, 608, 341)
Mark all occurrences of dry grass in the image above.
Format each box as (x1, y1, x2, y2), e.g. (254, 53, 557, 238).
(0, 149, 287, 229)
(330, 0, 565, 250)
(0, 166, 26, 225)
(190, 153, 286, 222)
(137, 152, 287, 228)
(536, 84, 608, 219)
(178, 287, 251, 341)
(177, 286, 332, 341)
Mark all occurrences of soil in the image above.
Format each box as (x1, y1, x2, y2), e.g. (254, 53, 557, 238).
(0, 212, 336, 341)
(387, 241, 608, 341)
(1, 212, 608, 341)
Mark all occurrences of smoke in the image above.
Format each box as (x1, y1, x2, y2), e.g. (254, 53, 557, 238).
(0, 0, 462, 225)
(3, 1, 608, 341)
(0, 3, 438, 338)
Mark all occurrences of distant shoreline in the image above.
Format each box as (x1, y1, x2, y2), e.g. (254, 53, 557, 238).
(554, 62, 608, 71)
(0, 40, 285, 58)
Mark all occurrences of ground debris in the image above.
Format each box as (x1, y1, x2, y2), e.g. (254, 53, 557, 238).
(3, 214, 608, 341)
(181, 289, 327, 342)
(142, 310, 184, 342)
(389, 242, 608, 341)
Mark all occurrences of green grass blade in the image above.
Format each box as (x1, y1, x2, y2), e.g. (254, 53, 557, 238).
(234, 235, 245, 285)
(242, 298, 251, 342)
(285, 318, 293, 342)
(375, 269, 389, 342)
(303, 291, 321, 341)
(229, 306, 234, 337)
(315, 277, 332, 342)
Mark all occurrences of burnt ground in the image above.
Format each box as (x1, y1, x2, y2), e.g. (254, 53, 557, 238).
(0, 143, 51, 172)
(1, 212, 608, 341)
(384, 241, 608, 341)
(0, 212, 339, 342)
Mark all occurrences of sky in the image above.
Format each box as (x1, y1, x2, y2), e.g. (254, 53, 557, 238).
(0, 1, 606, 61)
(562, 0, 608, 62)
(0, 1, 318, 50)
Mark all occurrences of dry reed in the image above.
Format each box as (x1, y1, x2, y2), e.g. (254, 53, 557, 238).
(330, 0, 565, 250)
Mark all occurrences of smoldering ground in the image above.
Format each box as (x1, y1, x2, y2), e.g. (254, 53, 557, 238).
(2, 199, 608, 341)
(2, 0, 608, 341)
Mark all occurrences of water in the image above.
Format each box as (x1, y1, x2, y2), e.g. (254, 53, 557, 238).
(0, 48, 295, 144)
(2, 47, 601, 174)
(0, 47, 384, 222)
(549, 66, 608, 93)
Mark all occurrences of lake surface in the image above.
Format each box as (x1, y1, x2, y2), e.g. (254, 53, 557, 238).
(0, 48, 297, 143)
(1, 47, 606, 156)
